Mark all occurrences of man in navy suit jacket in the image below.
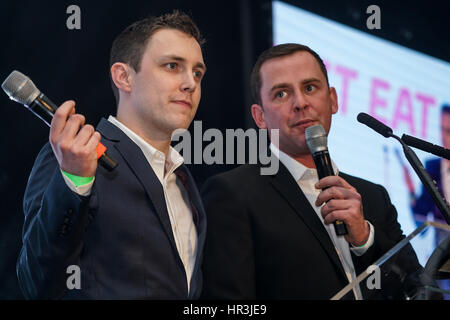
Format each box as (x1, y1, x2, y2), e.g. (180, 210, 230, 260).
(17, 11, 207, 299)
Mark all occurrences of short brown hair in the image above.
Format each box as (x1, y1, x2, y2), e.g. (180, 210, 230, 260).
(250, 43, 329, 106)
(109, 10, 205, 105)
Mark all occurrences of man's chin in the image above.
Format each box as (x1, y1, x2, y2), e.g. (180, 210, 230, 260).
(278, 138, 309, 155)
(167, 119, 192, 133)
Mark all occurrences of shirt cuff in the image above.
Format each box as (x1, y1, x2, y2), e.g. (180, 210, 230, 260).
(350, 220, 374, 256)
(61, 169, 94, 196)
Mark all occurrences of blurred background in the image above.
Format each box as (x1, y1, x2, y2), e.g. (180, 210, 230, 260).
(1, 0, 449, 299)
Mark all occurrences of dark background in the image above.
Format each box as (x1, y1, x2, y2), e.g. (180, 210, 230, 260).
(0, 0, 449, 299)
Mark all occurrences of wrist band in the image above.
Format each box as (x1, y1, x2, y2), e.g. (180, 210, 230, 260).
(62, 170, 94, 187)
(356, 241, 368, 248)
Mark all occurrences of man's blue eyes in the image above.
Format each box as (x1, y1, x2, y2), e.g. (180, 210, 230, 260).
(276, 85, 316, 98)
(276, 91, 287, 98)
(167, 63, 177, 69)
(166, 63, 203, 79)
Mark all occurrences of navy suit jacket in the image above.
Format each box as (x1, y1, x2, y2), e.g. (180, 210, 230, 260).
(17, 118, 207, 299)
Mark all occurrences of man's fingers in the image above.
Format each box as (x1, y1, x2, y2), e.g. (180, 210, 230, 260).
(47, 101, 100, 177)
(320, 199, 350, 218)
(85, 131, 102, 157)
(315, 176, 361, 207)
(323, 210, 349, 225)
(50, 100, 76, 140)
(315, 176, 353, 191)
(69, 105, 76, 116)
(60, 114, 86, 141)
(72, 124, 95, 147)
(315, 187, 349, 206)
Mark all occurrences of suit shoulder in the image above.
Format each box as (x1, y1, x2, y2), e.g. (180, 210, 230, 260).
(203, 164, 262, 185)
(201, 164, 264, 196)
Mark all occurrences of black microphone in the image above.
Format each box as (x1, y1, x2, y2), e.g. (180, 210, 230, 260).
(357, 111, 450, 225)
(305, 124, 348, 236)
(357, 112, 393, 138)
(402, 134, 450, 161)
(2, 70, 117, 171)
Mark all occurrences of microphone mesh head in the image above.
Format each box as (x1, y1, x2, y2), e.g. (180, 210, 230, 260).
(2, 70, 40, 106)
(305, 124, 328, 154)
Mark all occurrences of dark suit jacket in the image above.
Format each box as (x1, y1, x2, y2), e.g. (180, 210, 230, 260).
(17, 118, 207, 299)
(201, 163, 423, 300)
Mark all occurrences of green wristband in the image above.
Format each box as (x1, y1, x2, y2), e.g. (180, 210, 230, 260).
(62, 170, 94, 187)
(357, 241, 367, 248)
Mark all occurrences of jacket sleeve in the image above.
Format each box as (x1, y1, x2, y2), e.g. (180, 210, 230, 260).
(17, 143, 92, 299)
(200, 175, 256, 299)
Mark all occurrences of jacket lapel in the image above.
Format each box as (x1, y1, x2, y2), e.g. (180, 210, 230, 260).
(267, 162, 348, 281)
(176, 165, 207, 298)
(96, 118, 181, 262)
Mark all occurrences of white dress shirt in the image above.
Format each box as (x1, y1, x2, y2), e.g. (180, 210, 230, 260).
(270, 143, 374, 300)
(62, 116, 197, 293)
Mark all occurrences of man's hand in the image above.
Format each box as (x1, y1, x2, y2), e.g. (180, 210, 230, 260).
(315, 176, 369, 246)
(49, 100, 101, 177)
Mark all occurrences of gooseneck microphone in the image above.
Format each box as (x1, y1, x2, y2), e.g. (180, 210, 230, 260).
(356, 112, 393, 138)
(401, 134, 450, 161)
(2, 70, 117, 171)
(305, 124, 348, 236)
(357, 112, 450, 225)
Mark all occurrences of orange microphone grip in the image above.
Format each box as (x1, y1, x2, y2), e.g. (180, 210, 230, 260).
(96, 143, 117, 171)
(96, 143, 107, 160)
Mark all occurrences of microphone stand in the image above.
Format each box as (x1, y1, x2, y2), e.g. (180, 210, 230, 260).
(389, 134, 450, 225)
(356, 113, 450, 299)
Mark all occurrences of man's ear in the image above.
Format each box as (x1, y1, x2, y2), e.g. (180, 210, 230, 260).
(110, 62, 133, 95)
(251, 104, 267, 129)
(329, 87, 339, 114)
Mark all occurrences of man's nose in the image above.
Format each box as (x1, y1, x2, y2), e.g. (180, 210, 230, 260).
(181, 72, 196, 93)
(293, 91, 309, 112)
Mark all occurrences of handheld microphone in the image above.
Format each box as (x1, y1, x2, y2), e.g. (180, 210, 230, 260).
(2, 70, 117, 171)
(305, 124, 348, 236)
